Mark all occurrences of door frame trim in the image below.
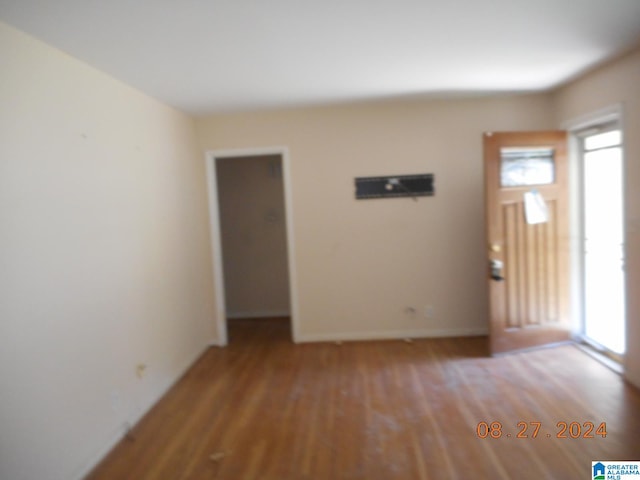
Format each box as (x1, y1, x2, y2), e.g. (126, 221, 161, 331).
(204, 147, 299, 345)
(562, 104, 625, 357)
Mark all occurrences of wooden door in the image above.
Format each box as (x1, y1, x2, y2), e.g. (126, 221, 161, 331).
(484, 131, 570, 355)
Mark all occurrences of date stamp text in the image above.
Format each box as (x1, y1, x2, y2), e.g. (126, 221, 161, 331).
(476, 421, 607, 439)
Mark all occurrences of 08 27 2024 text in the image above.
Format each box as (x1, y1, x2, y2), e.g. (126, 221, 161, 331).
(476, 421, 607, 439)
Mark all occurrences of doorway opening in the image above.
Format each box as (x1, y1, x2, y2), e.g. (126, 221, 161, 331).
(205, 148, 298, 345)
(578, 123, 626, 359)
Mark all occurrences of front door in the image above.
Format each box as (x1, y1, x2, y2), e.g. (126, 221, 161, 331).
(484, 131, 570, 355)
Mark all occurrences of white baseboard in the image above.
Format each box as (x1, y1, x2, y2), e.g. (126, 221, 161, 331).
(72, 422, 128, 480)
(226, 310, 290, 319)
(73, 343, 211, 480)
(296, 327, 488, 343)
(209, 337, 226, 347)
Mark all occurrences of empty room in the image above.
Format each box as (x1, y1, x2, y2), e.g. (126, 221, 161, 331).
(1, 1, 640, 479)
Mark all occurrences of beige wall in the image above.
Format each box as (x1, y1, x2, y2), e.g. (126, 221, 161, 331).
(553, 46, 640, 389)
(0, 22, 216, 480)
(196, 94, 555, 341)
(4, 13, 636, 479)
(217, 155, 290, 317)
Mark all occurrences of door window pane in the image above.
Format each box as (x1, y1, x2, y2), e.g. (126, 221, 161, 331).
(500, 147, 555, 187)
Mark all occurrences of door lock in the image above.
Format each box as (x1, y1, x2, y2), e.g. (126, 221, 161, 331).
(490, 259, 504, 281)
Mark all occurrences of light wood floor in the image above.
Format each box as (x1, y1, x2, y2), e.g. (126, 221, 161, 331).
(87, 318, 640, 480)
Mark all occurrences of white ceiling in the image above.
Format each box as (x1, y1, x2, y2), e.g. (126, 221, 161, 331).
(1, 0, 640, 115)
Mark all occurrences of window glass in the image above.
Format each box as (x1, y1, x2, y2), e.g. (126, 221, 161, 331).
(500, 147, 555, 187)
(584, 130, 621, 151)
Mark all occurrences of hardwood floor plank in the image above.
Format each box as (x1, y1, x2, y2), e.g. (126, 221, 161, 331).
(86, 318, 640, 480)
